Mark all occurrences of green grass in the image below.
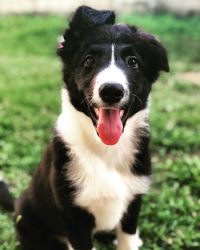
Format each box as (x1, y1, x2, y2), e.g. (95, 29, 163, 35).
(0, 14, 200, 250)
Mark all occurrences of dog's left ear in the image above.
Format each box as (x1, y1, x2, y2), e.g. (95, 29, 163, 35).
(134, 30, 169, 83)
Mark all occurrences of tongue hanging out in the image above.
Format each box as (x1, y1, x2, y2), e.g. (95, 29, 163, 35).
(97, 108, 123, 145)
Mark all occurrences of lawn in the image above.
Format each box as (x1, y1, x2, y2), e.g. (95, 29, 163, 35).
(0, 13, 200, 250)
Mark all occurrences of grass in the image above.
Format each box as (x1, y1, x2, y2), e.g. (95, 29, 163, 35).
(0, 13, 200, 250)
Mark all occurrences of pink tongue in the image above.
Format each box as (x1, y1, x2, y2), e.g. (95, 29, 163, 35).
(97, 108, 123, 145)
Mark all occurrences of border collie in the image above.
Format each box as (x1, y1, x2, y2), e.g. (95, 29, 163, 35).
(0, 6, 169, 250)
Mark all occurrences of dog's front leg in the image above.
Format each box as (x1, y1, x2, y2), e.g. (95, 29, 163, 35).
(67, 228, 95, 250)
(117, 195, 143, 250)
(65, 206, 95, 250)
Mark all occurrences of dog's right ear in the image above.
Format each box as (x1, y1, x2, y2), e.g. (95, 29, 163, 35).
(69, 6, 115, 32)
(57, 6, 115, 59)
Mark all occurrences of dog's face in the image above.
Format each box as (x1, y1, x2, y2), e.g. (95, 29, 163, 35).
(58, 6, 169, 145)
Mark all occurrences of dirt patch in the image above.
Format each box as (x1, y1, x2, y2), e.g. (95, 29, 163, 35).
(178, 72, 200, 85)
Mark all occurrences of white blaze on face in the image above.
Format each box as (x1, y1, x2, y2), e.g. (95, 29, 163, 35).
(92, 44, 129, 145)
(92, 44, 129, 106)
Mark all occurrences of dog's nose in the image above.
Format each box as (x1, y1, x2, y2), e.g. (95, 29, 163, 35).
(99, 83, 125, 104)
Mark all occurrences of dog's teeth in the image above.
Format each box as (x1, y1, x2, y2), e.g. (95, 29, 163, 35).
(95, 108, 99, 117)
(120, 110, 124, 118)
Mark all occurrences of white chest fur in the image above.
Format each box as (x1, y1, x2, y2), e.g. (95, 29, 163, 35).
(67, 155, 150, 232)
(56, 89, 151, 232)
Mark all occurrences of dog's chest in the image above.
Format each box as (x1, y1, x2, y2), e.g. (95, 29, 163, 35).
(76, 169, 133, 232)
(67, 145, 150, 232)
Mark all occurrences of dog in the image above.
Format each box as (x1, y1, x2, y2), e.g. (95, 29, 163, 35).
(0, 6, 169, 250)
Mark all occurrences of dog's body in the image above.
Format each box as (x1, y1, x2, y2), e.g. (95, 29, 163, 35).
(0, 6, 169, 250)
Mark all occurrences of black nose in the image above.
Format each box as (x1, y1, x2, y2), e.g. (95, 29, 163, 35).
(99, 83, 125, 104)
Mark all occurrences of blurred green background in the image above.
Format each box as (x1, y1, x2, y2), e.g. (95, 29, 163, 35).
(0, 8, 200, 250)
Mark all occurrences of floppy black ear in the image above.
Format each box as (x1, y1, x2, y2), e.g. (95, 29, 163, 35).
(57, 6, 115, 58)
(134, 31, 169, 83)
(69, 5, 115, 33)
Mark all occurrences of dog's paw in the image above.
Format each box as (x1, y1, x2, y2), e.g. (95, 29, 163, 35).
(117, 230, 143, 250)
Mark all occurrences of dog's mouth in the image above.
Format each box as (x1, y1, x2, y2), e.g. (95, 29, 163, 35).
(95, 108, 124, 145)
(86, 102, 125, 145)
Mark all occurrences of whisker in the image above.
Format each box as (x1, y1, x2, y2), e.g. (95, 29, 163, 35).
(122, 100, 134, 122)
(80, 95, 97, 121)
(85, 100, 97, 121)
(130, 93, 143, 105)
(122, 94, 143, 122)
(81, 96, 89, 104)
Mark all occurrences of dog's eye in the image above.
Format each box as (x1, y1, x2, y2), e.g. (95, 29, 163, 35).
(127, 56, 138, 68)
(84, 55, 95, 67)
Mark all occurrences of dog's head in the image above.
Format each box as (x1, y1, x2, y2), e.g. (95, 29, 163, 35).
(57, 6, 169, 145)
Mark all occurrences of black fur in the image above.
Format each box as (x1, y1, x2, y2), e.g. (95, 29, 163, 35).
(121, 195, 142, 234)
(0, 6, 169, 250)
(57, 14, 169, 128)
(14, 136, 96, 250)
(68, 6, 115, 32)
(132, 127, 151, 176)
(0, 180, 14, 211)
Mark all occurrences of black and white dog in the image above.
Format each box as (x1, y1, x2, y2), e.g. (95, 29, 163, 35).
(0, 6, 169, 250)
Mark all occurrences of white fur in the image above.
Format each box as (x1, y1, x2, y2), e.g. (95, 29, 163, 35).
(117, 226, 143, 250)
(57, 238, 97, 250)
(56, 89, 151, 233)
(57, 35, 64, 44)
(68, 244, 96, 250)
(92, 44, 129, 106)
(68, 244, 74, 250)
(0, 175, 4, 182)
(67, 242, 97, 250)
